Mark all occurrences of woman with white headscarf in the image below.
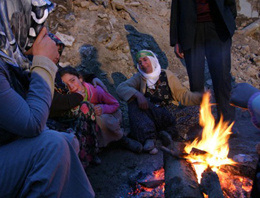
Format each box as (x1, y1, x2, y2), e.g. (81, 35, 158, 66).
(117, 50, 202, 154)
(0, 0, 94, 197)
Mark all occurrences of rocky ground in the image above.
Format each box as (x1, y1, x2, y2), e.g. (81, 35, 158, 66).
(47, 0, 260, 197)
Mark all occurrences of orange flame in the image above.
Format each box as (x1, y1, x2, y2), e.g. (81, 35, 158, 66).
(184, 92, 236, 182)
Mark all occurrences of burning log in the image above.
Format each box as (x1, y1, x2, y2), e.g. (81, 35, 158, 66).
(138, 179, 164, 188)
(160, 146, 188, 160)
(200, 167, 224, 198)
(163, 142, 203, 198)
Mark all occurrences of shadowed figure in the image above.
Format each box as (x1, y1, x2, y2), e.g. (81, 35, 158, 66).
(125, 24, 168, 69)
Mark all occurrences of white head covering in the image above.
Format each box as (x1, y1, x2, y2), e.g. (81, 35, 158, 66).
(136, 50, 161, 89)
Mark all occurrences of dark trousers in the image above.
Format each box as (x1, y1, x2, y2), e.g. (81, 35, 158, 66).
(184, 22, 235, 122)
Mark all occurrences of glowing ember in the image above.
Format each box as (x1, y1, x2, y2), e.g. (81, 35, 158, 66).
(218, 169, 253, 197)
(184, 92, 236, 182)
(129, 168, 165, 197)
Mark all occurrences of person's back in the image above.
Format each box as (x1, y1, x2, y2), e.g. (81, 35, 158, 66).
(0, 0, 94, 197)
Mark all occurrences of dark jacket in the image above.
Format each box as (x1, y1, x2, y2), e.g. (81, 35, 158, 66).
(170, 0, 237, 50)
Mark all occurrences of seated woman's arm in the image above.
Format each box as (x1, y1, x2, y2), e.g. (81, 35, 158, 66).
(116, 73, 141, 101)
(166, 70, 202, 106)
(0, 56, 57, 137)
(95, 86, 119, 114)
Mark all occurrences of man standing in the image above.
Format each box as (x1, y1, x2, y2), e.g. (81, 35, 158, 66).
(170, 0, 237, 122)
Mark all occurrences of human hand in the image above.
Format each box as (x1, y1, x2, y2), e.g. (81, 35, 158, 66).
(25, 27, 60, 63)
(134, 92, 149, 110)
(174, 44, 184, 59)
(92, 78, 108, 92)
(230, 83, 259, 109)
(94, 105, 103, 116)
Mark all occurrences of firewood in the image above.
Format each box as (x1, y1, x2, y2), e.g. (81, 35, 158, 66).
(160, 146, 188, 160)
(190, 147, 208, 155)
(139, 179, 165, 188)
(163, 142, 204, 198)
(200, 167, 224, 198)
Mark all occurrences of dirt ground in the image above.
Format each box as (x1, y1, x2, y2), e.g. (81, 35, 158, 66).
(47, 1, 260, 197)
(85, 108, 260, 198)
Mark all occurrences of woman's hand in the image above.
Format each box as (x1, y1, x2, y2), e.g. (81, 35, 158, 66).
(94, 105, 103, 116)
(134, 92, 149, 110)
(25, 27, 60, 63)
(92, 78, 108, 92)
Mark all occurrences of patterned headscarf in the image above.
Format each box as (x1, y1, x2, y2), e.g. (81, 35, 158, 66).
(136, 50, 161, 89)
(0, 0, 55, 69)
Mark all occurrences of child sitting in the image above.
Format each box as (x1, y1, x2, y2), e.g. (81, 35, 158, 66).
(59, 66, 143, 156)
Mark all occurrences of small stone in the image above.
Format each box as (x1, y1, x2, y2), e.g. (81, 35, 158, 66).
(98, 13, 108, 19)
(233, 154, 253, 163)
(89, 5, 99, 11)
(149, 148, 158, 155)
(126, 2, 141, 7)
(80, 1, 90, 8)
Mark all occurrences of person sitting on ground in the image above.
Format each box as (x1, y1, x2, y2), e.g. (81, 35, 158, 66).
(46, 33, 107, 120)
(116, 49, 202, 154)
(45, 34, 110, 167)
(230, 82, 260, 197)
(0, 0, 94, 197)
(59, 66, 143, 154)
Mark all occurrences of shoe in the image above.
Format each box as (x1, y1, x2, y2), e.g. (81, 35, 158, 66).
(159, 131, 172, 146)
(120, 136, 143, 153)
(143, 139, 155, 152)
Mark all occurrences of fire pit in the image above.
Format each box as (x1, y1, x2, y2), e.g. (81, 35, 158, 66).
(128, 92, 254, 197)
(128, 168, 165, 197)
(163, 92, 253, 198)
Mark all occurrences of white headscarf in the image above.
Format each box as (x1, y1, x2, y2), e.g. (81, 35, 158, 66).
(136, 50, 161, 89)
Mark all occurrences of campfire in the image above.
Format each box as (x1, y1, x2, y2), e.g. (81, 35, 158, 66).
(184, 91, 236, 182)
(163, 92, 253, 198)
(130, 92, 253, 198)
(183, 92, 253, 197)
(128, 168, 165, 197)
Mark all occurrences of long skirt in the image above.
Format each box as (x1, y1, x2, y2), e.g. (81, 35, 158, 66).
(128, 100, 176, 144)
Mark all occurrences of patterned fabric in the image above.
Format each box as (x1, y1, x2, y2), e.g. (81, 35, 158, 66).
(71, 101, 100, 169)
(47, 101, 100, 169)
(0, 0, 54, 69)
(145, 70, 173, 106)
(165, 104, 200, 141)
(128, 100, 176, 143)
(48, 33, 65, 55)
